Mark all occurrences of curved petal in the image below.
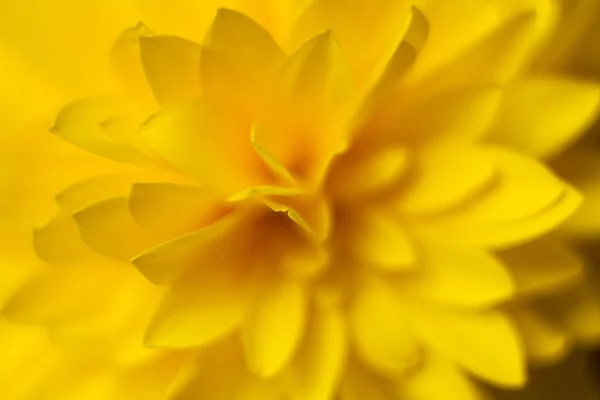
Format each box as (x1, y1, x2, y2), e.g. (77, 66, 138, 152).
(131, 208, 247, 285)
(350, 274, 419, 377)
(33, 211, 102, 265)
(73, 197, 161, 261)
(145, 269, 244, 348)
(242, 279, 308, 377)
(282, 302, 347, 400)
(400, 245, 514, 307)
(408, 306, 526, 387)
(129, 182, 226, 240)
(397, 144, 497, 216)
(347, 209, 416, 272)
(512, 308, 571, 365)
(490, 76, 600, 159)
(397, 353, 486, 400)
(287, 0, 412, 86)
(52, 98, 157, 166)
(499, 237, 583, 297)
(139, 35, 202, 104)
(140, 100, 266, 194)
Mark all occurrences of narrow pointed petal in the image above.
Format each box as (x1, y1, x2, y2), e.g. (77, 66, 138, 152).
(243, 279, 308, 377)
(490, 77, 600, 158)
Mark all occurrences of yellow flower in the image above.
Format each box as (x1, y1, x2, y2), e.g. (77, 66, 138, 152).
(2, 0, 600, 399)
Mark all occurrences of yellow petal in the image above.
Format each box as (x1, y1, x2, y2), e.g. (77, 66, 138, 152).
(33, 211, 101, 265)
(407, 0, 499, 82)
(139, 35, 202, 104)
(110, 22, 156, 101)
(73, 197, 160, 261)
(266, 31, 354, 186)
(427, 147, 566, 225)
(419, 186, 582, 248)
(397, 144, 496, 215)
(498, 237, 583, 297)
(328, 145, 410, 201)
(397, 353, 485, 400)
(423, 12, 536, 89)
(55, 173, 143, 212)
(282, 302, 347, 400)
(512, 308, 571, 365)
(140, 100, 265, 194)
(490, 76, 600, 158)
(287, 0, 411, 86)
(409, 306, 526, 387)
(401, 245, 513, 307)
(146, 269, 244, 348)
(52, 98, 155, 166)
(243, 279, 307, 377)
(132, 209, 246, 284)
(202, 8, 285, 115)
(129, 182, 226, 240)
(4, 268, 91, 324)
(384, 86, 503, 146)
(349, 209, 416, 272)
(350, 274, 419, 377)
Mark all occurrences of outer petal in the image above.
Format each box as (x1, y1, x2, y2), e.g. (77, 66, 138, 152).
(350, 274, 419, 377)
(512, 308, 571, 365)
(397, 144, 497, 215)
(129, 182, 226, 240)
(400, 245, 514, 307)
(52, 98, 156, 166)
(490, 76, 600, 159)
(131, 208, 248, 285)
(282, 301, 347, 400)
(242, 278, 308, 377)
(140, 100, 267, 194)
(346, 209, 416, 272)
(145, 269, 244, 348)
(498, 237, 583, 297)
(408, 306, 526, 387)
(397, 353, 486, 400)
(139, 36, 202, 104)
(73, 197, 161, 261)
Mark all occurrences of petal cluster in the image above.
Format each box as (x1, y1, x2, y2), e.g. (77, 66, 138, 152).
(2, 0, 600, 399)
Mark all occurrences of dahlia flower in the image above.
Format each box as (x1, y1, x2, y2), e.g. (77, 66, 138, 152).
(1, 0, 600, 399)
